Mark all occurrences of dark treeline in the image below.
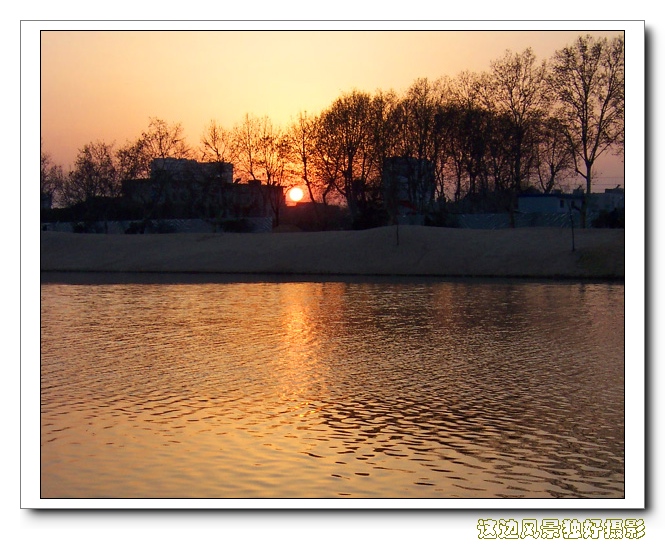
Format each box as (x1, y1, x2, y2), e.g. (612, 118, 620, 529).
(41, 34, 624, 229)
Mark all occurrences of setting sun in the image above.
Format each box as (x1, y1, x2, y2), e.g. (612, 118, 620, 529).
(288, 187, 304, 203)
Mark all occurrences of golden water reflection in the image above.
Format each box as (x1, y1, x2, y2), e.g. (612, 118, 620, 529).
(40, 277, 624, 498)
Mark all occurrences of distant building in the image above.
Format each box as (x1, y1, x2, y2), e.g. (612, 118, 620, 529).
(517, 193, 584, 214)
(150, 158, 233, 183)
(121, 158, 285, 221)
(382, 157, 436, 219)
(518, 188, 624, 216)
(589, 187, 625, 212)
(122, 158, 234, 206)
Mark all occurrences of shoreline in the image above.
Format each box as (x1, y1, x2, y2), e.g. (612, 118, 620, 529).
(40, 271, 624, 284)
(40, 225, 625, 280)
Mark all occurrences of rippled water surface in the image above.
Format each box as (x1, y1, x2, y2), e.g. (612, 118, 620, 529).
(41, 275, 624, 499)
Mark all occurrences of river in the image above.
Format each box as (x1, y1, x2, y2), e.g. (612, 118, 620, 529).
(40, 275, 624, 499)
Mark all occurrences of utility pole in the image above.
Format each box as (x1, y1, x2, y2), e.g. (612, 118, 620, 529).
(568, 201, 577, 252)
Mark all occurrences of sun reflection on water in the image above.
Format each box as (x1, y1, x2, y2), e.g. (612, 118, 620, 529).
(41, 278, 624, 498)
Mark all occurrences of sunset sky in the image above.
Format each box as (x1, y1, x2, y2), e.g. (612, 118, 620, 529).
(17, 16, 649, 522)
(37, 23, 629, 185)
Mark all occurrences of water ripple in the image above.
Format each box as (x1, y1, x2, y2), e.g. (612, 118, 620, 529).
(41, 278, 624, 498)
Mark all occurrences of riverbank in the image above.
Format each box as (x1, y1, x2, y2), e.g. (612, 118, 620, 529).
(40, 225, 624, 279)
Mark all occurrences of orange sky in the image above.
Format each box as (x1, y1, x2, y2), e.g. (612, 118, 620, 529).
(38, 26, 627, 183)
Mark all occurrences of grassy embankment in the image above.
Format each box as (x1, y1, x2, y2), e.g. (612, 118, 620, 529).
(40, 225, 624, 279)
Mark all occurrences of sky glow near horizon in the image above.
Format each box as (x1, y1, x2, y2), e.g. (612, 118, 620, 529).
(39, 26, 626, 185)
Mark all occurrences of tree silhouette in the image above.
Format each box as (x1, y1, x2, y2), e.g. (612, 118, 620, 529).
(45, 33, 624, 231)
(534, 117, 574, 194)
(40, 144, 65, 208)
(200, 119, 236, 164)
(548, 34, 625, 225)
(479, 48, 549, 223)
(62, 141, 119, 207)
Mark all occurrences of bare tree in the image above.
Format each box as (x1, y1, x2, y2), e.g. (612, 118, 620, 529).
(116, 139, 152, 180)
(310, 115, 346, 207)
(232, 113, 262, 181)
(230, 114, 292, 224)
(534, 117, 574, 193)
(40, 145, 65, 207)
(200, 119, 236, 164)
(316, 90, 383, 225)
(141, 117, 191, 161)
(257, 117, 291, 224)
(288, 111, 346, 228)
(254, 117, 289, 187)
(196, 120, 237, 219)
(441, 72, 495, 205)
(288, 112, 317, 201)
(116, 117, 192, 180)
(481, 48, 549, 194)
(62, 141, 119, 206)
(474, 48, 550, 224)
(443, 72, 480, 203)
(548, 34, 625, 199)
(393, 78, 444, 162)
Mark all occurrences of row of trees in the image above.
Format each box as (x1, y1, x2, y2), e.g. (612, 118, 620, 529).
(41, 34, 624, 228)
